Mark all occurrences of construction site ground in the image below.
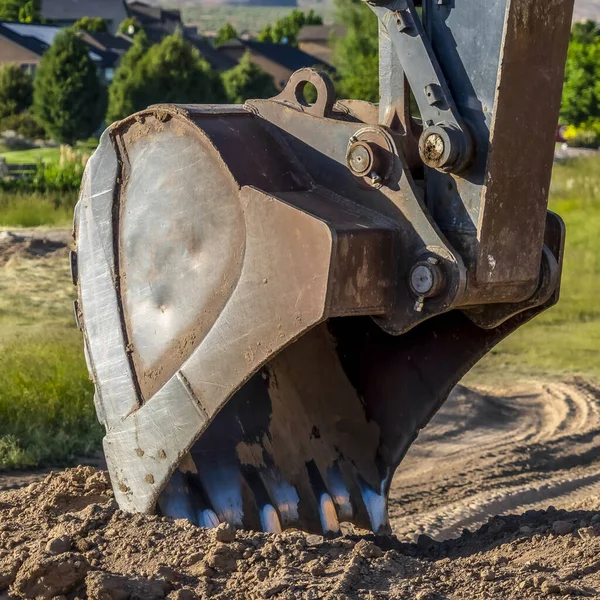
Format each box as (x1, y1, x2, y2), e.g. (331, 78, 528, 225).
(2, 380, 600, 599)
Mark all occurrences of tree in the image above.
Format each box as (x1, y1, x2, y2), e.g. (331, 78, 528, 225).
(0, 0, 39, 22)
(560, 35, 600, 127)
(119, 17, 141, 36)
(74, 17, 108, 33)
(33, 29, 106, 144)
(258, 9, 322, 46)
(0, 0, 22, 21)
(131, 33, 225, 107)
(106, 30, 150, 123)
(18, 0, 39, 22)
(108, 32, 225, 120)
(222, 51, 277, 103)
(331, 0, 378, 102)
(216, 23, 237, 47)
(0, 64, 32, 119)
(571, 19, 600, 44)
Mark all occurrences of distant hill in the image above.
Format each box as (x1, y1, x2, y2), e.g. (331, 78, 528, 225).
(573, 0, 600, 21)
(150, 0, 599, 23)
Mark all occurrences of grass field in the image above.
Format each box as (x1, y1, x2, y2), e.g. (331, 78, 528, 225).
(469, 155, 600, 383)
(0, 249, 101, 470)
(0, 140, 97, 166)
(0, 192, 76, 228)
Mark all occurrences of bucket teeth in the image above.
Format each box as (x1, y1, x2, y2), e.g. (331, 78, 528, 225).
(158, 323, 389, 535)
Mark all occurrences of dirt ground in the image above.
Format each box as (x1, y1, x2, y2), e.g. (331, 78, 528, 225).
(2, 380, 600, 599)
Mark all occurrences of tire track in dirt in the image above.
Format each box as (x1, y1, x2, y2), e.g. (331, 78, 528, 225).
(388, 378, 600, 541)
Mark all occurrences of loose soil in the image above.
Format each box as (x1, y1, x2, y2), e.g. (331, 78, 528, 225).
(0, 229, 71, 266)
(2, 380, 600, 599)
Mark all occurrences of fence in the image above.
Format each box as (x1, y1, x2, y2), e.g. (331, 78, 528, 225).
(0, 158, 36, 179)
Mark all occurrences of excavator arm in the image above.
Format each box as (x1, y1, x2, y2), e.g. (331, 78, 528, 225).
(73, 0, 573, 534)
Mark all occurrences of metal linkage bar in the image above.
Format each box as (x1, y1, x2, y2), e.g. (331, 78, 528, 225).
(369, 0, 472, 172)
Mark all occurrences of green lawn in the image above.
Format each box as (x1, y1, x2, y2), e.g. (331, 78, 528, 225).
(0, 249, 102, 470)
(0, 140, 97, 165)
(469, 156, 600, 383)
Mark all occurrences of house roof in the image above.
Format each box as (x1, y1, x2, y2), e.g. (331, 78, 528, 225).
(237, 40, 326, 72)
(79, 31, 132, 55)
(0, 21, 112, 65)
(128, 2, 181, 25)
(297, 24, 346, 43)
(187, 35, 238, 72)
(41, 0, 127, 21)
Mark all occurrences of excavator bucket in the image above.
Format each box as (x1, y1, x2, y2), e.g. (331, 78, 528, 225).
(73, 0, 574, 535)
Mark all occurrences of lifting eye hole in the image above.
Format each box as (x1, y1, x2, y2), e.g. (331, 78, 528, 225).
(294, 80, 318, 107)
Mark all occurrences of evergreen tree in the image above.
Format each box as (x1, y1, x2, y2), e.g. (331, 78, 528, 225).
(257, 24, 273, 43)
(33, 29, 105, 144)
(18, 0, 39, 22)
(216, 23, 237, 47)
(0, 64, 33, 119)
(560, 34, 600, 127)
(331, 0, 378, 102)
(129, 33, 225, 111)
(73, 17, 108, 33)
(0, 0, 39, 22)
(106, 30, 150, 123)
(258, 9, 322, 46)
(222, 51, 277, 103)
(0, 0, 22, 21)
(571, 19, 600, 44)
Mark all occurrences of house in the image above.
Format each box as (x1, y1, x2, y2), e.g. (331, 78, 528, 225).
(297, 24, 346, 66)
(218, 39, 327, 90)
(127, 1, 236, 72)
(0, 22, 123, 81)
(40, 0, 129, 34)
(127, 1, 182, 42)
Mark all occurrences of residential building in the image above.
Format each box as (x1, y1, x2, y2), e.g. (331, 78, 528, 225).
(0, 22, 124, 81)
(40, 0, 128, 34)
(218, 39, 326, 89)
(297, 24, 346, 66)
(127, 1, 182, 41)
(127, 2, 236, 72)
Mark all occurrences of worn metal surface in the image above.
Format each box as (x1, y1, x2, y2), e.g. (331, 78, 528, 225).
(74, 0, 572, 535)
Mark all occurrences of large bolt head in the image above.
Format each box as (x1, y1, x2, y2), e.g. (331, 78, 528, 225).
(346, 140, 378, 178)
(422, 133, 445, 163)
(409, 259, 445, 299)
(410, 264, 435, 296)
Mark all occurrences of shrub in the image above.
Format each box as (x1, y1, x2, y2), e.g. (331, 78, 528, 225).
(0, 111, 45, 139)
(73, 17, 108, 33)
(33, 29, 106, 144)
(563, 123, 600, 149)
(222, 51, 277, 103)
(258, 9, 322, 46)
(216, 23, 238, 46)
(0, 64, 33, 119)
(0, 145, 89, 197)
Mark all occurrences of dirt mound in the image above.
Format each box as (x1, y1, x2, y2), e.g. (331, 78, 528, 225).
(1, 467, 600, 599)
(0, 230, 71, 266)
